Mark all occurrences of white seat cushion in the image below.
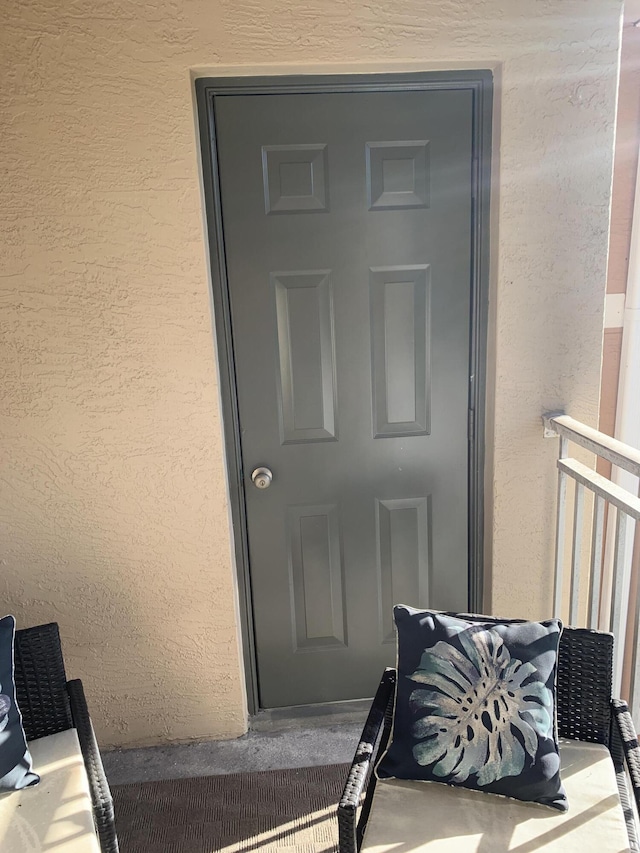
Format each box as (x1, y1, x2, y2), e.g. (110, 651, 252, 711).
(362, 739, 631, 852)
(0, 728, 100, 852)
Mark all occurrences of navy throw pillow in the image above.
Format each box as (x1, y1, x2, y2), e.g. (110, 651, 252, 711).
(0, 615, 39, 793)
(377, 607, 567, 811)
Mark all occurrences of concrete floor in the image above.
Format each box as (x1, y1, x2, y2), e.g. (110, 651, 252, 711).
(103, 710, 367, 786)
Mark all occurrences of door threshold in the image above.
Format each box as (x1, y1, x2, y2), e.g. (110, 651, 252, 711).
(250, 697, 371, 732)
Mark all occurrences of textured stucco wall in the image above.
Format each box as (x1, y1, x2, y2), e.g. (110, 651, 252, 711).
(1, 0, 621, 746)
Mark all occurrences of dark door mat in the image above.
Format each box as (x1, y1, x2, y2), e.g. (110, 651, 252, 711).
(112, 762, 349, 852)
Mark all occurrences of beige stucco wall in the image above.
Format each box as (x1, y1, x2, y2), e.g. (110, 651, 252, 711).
(1, 1, 621, 747)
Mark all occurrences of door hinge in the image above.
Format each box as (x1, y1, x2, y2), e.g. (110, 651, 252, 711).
(468, 408, 475, 441)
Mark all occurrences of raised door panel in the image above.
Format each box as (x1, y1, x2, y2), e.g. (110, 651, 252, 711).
(287, 504, 346, 650)
(262, 144, 329, 214)
(366, 141, 430, 210)
(370, 265, 431, 437)
(273, 271, 337, 444)
(377, 497, 431, 643)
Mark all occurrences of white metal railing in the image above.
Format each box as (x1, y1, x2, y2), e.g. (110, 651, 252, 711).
(544, 413, 640, 715)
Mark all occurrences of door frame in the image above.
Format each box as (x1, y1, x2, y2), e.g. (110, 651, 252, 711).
(195, 71, 492, 714)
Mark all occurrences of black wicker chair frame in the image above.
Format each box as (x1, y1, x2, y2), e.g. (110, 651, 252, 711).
(338, 625, 640, 853)
(13, 622, 119, 853)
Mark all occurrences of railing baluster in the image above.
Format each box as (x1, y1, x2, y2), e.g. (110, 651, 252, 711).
(611, 509, 630, 695)
(588, 494, 605, 629)
(569, 482, 585, 625)
(553, 437, 569, 619)
(544, 413, 640, 718)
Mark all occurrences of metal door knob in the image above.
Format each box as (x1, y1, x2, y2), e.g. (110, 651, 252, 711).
(251, 467, 273, 489)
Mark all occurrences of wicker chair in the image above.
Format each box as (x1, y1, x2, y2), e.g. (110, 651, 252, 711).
(338, 625, 640, 853)
(13, 622, 119, 853)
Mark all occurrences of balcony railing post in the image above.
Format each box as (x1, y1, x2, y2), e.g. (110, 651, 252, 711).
(569, 482, 585, 626)
(611, 510, 630, 696)
(553, 437, 569, 620)
(588, 495, 605, 630)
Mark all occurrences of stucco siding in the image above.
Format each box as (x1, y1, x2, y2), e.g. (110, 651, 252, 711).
(1, 0, 621, 746)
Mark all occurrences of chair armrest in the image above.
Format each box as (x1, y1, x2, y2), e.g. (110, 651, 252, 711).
(338, 669, 396, 853)
(67, 679, 119, 853)
(611, 699, 640, 853)
(613, 699, 640, 808)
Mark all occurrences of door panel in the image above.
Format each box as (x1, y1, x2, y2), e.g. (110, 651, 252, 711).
(273, 270, 337, 443)
(288, 503, 345, 650)
(376, 496, 431, 644)
(215, 89, 473, 707)
(370, 265, 430, 436)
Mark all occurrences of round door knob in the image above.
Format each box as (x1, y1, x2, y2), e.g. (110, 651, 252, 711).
(251, 467, 273, 489)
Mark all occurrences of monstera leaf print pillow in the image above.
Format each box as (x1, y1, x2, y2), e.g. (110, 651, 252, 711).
(0, 615, 40, 793)
(377, 607, 567, 811)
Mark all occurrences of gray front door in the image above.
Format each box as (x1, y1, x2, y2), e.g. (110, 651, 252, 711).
(215, 88, 474, 708)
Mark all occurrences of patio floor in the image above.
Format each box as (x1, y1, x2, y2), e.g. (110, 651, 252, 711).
(103, 705, 366, 785)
